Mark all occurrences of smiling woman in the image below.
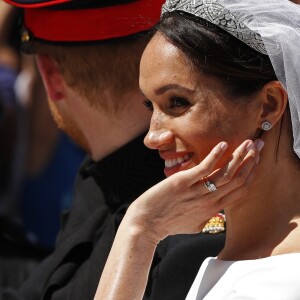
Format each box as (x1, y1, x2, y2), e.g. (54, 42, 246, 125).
(140, 32, 265, 177)
(95, 0, 300, 299)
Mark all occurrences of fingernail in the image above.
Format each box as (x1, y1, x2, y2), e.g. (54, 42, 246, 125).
(246, 141, 255, 152)
(256, 140, 265, 152)
(220, 142, 228, 151)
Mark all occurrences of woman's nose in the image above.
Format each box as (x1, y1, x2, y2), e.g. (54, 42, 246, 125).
(144, 129, 174, 150)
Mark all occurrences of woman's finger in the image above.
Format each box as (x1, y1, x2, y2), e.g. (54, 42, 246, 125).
(188, 139, 262, 195)
(208, 139, 264, 189)
(185, 141, 228, 186)
(208, 151, 260, 210)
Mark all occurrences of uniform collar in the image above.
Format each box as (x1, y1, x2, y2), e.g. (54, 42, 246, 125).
(80, 133, 165, 211)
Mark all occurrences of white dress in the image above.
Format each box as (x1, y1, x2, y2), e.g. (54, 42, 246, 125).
(186, 253, 300, 300)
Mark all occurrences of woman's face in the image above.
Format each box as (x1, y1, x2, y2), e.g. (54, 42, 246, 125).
(140, 33, 259, 177)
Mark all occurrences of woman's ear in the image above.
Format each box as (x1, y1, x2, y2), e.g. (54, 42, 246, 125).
(35, 54, 65, 101)
(257, 81, 288, 129)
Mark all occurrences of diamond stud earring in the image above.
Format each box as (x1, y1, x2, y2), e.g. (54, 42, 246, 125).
(262, 121, 272, 131)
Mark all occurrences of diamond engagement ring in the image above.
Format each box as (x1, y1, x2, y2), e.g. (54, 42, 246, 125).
(203, 176, 217, 192)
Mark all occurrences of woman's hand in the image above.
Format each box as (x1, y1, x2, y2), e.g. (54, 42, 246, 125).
(125, 139, 264, 244)
(95, 139, 263, 300)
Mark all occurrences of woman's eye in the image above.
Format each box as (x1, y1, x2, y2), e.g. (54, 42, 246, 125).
(170, 97, 190, 109)
(143, 97, 190, 114)
(143, 99, 153, 111)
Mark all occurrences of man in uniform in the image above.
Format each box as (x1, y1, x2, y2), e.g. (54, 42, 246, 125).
(1, 1, 225, 299)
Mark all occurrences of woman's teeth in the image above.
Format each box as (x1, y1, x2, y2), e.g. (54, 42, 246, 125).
(165, 154, 190, 168)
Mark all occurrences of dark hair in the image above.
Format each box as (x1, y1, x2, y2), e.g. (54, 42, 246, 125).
(157, 11, 277, 101)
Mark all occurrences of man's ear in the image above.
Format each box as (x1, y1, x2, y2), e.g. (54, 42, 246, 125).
(35, 54, 65, 101)
(257, 81, 288, 128)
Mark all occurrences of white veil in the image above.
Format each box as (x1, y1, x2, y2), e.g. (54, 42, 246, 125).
(162, 0, 300, 158)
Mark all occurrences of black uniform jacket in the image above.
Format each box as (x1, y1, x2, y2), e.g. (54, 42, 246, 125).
(1, 134, 225, 300)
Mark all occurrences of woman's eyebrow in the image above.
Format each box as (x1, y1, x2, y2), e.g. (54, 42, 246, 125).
(140, 85, 196, 98)
(155, 84, 196, 95)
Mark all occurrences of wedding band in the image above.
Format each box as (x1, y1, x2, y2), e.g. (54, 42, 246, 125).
(203, 176, 217, 192)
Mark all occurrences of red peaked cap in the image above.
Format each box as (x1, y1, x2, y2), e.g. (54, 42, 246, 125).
(4, 0, 165, 43)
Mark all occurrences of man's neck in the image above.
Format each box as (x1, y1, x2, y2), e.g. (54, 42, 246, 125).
(67, 89, 151, 161)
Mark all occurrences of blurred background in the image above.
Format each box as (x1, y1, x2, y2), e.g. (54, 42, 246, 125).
(0, 2, 85, 288)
